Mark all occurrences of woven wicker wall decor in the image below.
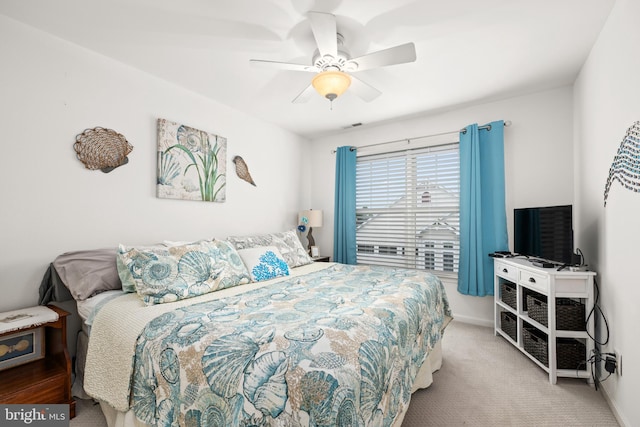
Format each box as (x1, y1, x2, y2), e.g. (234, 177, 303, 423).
(74, 127, 133, 173)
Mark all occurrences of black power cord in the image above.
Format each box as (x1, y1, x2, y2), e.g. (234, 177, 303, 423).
(587, 349, 616, 390)
(586, 277, 610, 346)
(573, 248, 613, 390)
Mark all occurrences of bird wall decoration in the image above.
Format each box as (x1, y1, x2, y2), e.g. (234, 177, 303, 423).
(233, 155, 256, 186)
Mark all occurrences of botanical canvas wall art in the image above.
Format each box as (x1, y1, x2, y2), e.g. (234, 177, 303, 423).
(157, 118, 226, 202)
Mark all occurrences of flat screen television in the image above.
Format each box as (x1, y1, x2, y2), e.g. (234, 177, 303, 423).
(513, 205, 574, 265)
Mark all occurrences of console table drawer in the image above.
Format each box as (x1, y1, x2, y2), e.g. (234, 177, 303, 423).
(555, 276, 591, 295)
(519, 270, 548, 292)
(495, 261, 517, 281)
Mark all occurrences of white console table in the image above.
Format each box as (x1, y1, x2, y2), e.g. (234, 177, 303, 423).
(493, 257, 596, 384)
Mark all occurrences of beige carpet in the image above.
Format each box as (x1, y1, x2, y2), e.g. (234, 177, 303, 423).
(71, 398, 107, 427)
(71, 321, 618, 426)
(402, 321, 619, 426)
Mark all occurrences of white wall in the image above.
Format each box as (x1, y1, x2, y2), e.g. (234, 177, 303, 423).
(0, 16, 310, 312)
(574, 0, 640, 425)
(308, 87, 575, 325)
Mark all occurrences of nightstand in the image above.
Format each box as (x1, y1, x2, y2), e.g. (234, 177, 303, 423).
(0, 305, 75, 418)
(312, 255, 331, 262)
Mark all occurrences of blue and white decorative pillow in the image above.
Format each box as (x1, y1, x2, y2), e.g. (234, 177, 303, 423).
(116, 240, 251, 305)
(237, 246, 290, 282)
(116, 243, 169, 293)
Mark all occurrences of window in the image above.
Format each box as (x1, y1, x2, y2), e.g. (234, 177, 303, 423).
(355, 143, 460, 274)
(357, 244, 375, 254)
(422, 241, 435, 270)
(378, 245, 404, 256)
(443, 242, 455, 272)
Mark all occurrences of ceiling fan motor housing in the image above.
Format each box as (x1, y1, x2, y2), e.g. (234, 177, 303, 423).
(312, 33, 354, 72)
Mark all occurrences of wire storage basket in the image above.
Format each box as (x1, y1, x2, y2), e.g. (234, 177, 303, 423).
(557, 338, 586, 370)
(500, 311, 517, 342)
(523, 326, 548, 366)
(500, 281, 517, 310)
(527, 291, 585, 330)
(523, 325, 586, 369)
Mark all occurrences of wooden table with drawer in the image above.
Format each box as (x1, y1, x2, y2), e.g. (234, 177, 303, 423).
(0, 305, 75, 418)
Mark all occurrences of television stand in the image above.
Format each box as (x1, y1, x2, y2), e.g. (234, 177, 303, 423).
(493, 257, 596, 384)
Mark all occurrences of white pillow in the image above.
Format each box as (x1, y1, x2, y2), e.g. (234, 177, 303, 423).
(227, 229, 313, 268)
(238, 246, 290, 282)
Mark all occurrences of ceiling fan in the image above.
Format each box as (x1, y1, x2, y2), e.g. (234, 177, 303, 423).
(250, 11, 417, 104)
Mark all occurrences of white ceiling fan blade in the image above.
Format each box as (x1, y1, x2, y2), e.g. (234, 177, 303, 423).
(308, 11, 337, 58)
(346, 42, 416, 72)
(292, 84, 317, 104)
(250, 59, 319, 73)
(349, 75, 382, 102)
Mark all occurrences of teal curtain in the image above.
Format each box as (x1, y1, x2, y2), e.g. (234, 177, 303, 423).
(458, 121, 508, 296)
(333, 146, 357, 264)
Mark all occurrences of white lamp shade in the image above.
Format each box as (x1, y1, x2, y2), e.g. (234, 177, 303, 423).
(299, 209, 323, 227)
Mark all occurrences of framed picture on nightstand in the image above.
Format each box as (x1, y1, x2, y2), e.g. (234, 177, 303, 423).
(0, 327, 44, 371)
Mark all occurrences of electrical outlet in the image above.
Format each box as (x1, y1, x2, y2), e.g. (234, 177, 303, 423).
(614, 349, 622, 376)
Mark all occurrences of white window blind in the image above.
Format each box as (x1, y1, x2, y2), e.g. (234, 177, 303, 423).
(355, 143, 460, 273)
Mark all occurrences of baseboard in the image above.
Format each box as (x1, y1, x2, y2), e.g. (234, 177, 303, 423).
(601, 385, 630, 427)
(450, 314, 493, 328)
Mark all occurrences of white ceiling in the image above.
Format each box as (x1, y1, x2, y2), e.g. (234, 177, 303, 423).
(1, 0, 615, 139)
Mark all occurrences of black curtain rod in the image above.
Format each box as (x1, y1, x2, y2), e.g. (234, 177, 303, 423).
(332, 120, 511, 153)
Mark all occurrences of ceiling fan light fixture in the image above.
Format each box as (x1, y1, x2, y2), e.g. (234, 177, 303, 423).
(312, 70, 351, 101)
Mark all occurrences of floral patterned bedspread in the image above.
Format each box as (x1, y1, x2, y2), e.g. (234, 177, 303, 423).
(130, 263, 451, 426)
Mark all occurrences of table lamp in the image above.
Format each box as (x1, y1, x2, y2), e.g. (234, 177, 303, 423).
(299, 209, 323, 255)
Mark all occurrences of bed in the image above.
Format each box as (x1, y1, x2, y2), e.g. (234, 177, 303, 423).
(40, 230, 451, 427)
